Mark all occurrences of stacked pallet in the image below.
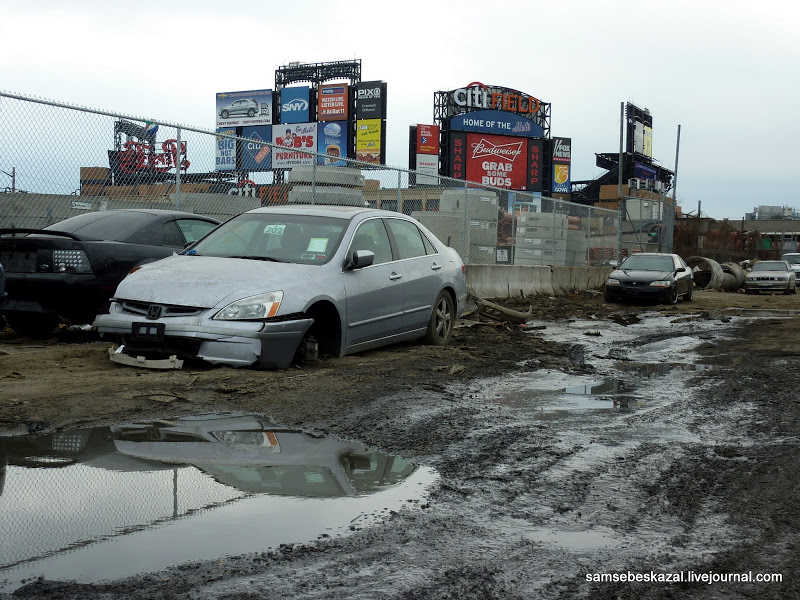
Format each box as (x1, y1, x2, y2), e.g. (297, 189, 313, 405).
(413, 189, 499, 264)
(514, 212, 568, 266)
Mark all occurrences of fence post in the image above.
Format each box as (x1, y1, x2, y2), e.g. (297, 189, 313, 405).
(462, 182, 469, 262)
(311, 159, 316, 205)
(175, 127, 181, 211)
(397, 171, 402, 214)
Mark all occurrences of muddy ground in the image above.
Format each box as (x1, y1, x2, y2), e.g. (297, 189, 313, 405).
(2, 289, 800, 599)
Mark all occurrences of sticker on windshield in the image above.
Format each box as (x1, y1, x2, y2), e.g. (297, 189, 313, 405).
(263, 224, 287, 235)
(307, 238, 328, 253)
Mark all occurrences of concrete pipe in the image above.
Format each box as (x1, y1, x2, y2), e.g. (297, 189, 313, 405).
(686, 256, 724, 291)
(720, 261, 746, 291)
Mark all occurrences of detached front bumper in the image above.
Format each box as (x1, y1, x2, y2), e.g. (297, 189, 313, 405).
(93, 306, 313, 369)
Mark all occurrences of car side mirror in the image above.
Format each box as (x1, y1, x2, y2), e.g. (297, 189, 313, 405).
(347, 249, 374, 270)
(676, 266, 687, 272)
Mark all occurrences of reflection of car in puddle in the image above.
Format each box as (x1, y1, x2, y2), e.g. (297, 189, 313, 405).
(110, 414, 416, 497)
(0, 415, 429, 590)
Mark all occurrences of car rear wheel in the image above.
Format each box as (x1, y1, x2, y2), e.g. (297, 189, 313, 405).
(684, 282, 694, 302)
(4, 312, 61, 338)
(423, 291, 454, 346)
(247, 108, 256, 117)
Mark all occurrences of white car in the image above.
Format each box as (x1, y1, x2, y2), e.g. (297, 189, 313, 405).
(781, 253, 800, 279)
(744, 260, 797, 294)
(218, 98, 258, 119)
(94, 205, 467, 369)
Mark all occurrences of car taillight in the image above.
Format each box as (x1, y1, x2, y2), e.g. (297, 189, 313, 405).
(52, 249, 92, 273)
(461, 264, 467, 275)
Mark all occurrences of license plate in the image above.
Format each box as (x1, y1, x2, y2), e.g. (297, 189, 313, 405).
(131, 322, 165, 342)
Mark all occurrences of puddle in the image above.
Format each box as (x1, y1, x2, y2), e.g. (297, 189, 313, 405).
(524, 525, 621, 551)
(0, 414, 437, 591)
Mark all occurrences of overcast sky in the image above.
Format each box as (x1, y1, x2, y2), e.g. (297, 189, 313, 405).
(1, 0, 797, 220)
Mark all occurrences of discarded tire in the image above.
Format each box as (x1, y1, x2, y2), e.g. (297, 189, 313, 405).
(686, 256, 724, 291)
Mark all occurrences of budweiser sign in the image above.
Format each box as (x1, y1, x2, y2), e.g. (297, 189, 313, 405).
(471, 138, 524, 162)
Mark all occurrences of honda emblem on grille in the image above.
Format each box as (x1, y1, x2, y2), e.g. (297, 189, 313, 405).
(147, 305, 162, 320)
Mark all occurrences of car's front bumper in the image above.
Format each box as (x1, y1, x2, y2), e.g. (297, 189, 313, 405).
(93, 306, 313, 369)
(744, 280, 790, 293)
(604, 283, 672, 301)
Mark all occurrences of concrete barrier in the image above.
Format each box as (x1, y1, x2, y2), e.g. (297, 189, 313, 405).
(467, 264, 613, 299)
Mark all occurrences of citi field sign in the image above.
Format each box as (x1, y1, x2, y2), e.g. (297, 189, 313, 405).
(450, 82, 541, 116)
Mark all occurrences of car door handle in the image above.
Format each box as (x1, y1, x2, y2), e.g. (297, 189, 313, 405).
(389, 272, 403, 280)
(431, 262, 442, 271)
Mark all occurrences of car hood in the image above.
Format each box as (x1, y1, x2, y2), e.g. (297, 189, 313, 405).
(611, 269, 673, 282)
(115, 255, 328, 307)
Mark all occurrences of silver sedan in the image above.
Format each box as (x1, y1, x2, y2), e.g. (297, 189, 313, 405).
(744, 260, 797, 294)
(94, 205, 467, 369)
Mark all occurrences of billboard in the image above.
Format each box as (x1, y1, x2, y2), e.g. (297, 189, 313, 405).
(280, 86, 311, 124)
(465, 133, 528, 190)
(318, 84, 349, 122)
(415, 154, 439, 185)
(215, 128, 236, 171)
(356, 81, 387, 119)
(272, 123, 317, 168)
(241, 126, 273, 171)
(317, 121, 349, 166)
(416, 124, 439, 155)
(550, 137, 571, 194)
(527, 138, 543, 193)
(216, 90, 273, 128)
(449, 110, 544, 138)
(634, 122, 653, 158)
(356, 119, 382, 164)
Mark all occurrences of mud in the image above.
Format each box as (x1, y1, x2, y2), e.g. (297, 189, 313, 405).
(1, 289, 799, 599)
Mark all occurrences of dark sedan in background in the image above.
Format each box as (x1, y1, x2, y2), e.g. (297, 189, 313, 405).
(604, 252, 694, 304)
(0, 209, 220, 337)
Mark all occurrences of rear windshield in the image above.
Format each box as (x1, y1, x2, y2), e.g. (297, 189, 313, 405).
(44, 211, 153, 241)
(618, 255, 674, 271)
(189, 213, 348, 265)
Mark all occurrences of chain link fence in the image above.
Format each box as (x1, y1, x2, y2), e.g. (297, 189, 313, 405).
(1, 91, 623, 266)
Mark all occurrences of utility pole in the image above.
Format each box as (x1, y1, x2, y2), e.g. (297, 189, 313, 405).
(1, 167, 15, 192)
(696, 200, 701, 256)
(617, 102, 624, 264)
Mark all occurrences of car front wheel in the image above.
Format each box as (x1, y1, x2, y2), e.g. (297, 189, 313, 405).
(221, 110, 229, 119)
(423, 291, 454, 346)
(668, 285, 679, 305)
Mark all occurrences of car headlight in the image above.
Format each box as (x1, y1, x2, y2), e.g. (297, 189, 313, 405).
(213, 291, 283, 320)
(52, 249, 92, 273)
(649, 280, 671, 287)
(605, 278, 621, 286)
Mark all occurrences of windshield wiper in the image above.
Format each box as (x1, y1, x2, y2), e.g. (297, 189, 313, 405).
(229, 255, 282, 262)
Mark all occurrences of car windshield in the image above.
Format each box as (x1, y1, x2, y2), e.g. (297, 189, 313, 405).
(618, 255, 675, 271)
(781, 254, 800, 265)
(752, 261, 787, 272)
(188, 213, 348, 265)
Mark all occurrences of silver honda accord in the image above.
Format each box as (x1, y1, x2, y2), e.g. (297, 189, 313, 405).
(94, 205, 467, 369)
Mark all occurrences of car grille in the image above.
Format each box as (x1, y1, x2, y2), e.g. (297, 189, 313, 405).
(119, 299, 205, 318)
(750, 276, 784, 281)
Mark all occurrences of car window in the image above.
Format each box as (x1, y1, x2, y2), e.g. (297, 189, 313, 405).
(350, 220, 392, 265)
(45, 211, 153, 240)
(176, 218, 218, 244)
(385, 218, 427, 260)
(127, 220, 185, 247)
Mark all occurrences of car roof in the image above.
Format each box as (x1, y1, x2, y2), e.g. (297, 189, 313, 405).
(246, 204, 400, 220)
(624, 253, 678, 258)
